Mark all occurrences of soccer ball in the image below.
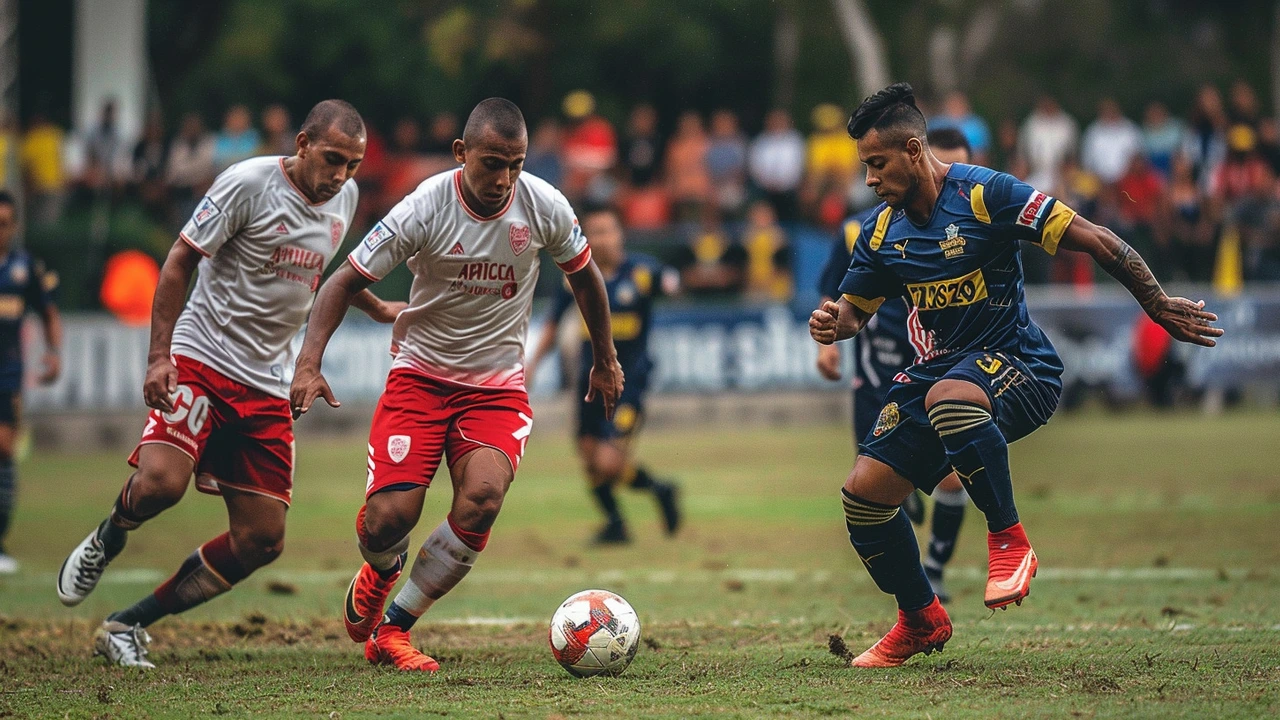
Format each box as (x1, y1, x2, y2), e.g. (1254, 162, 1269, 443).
(548, 589, 641, 677)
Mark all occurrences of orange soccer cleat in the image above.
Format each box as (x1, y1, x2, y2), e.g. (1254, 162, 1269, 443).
(985, 522, 1038, 609)
(343, 559, 403, 643)
(851, 597, 952, 668)
(364, 624, 440, 672)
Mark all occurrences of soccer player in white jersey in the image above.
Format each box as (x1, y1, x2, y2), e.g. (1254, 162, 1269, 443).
(291, 98, 623, 672)
(55, 100, 406, 669)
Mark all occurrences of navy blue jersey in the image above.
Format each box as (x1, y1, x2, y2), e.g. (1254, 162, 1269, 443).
(0, 249, 57, 392)
(838, 164, 1073, 380)
(549, 254, 675, 390)
(818, 210, 925, 401)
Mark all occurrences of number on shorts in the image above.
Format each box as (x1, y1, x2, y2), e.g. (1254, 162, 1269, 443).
(161, 384, 211, 435)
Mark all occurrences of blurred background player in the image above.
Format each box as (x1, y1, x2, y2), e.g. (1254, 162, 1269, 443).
(290, 98, 623, 673)
(810, 83, 1221, 668)
(55, 100, 404, 668)
(0, 190, 62, 574)
(815, 127, 973, 603)
(528, 206, 682, 545)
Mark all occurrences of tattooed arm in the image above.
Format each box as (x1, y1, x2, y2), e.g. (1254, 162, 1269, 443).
(1057, 216, 1223, 347)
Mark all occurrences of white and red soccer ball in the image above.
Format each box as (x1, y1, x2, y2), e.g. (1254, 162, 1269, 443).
(548, 589, 641, 677)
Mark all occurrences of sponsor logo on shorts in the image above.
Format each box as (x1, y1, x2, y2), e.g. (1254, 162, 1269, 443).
(192, 196, 221, 228)
(873, 402, 900, 437)
(1016, 192, 1049, 229)
(387, 435, 411, 463)
(509, 223, 531, 255)
(905, 268, 988, 311)
(363, 222, 396, 251)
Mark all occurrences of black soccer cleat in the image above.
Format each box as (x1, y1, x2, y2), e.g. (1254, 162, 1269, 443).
(653, 481, 682, 536)
(592, 519, 631, 546)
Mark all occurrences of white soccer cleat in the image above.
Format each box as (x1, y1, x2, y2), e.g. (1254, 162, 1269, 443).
(57, 529, 110, 606)
(0, 552, 17, 574)
(94, 621, 156, 669)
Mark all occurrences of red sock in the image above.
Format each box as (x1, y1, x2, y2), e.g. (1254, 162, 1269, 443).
(152, 532, 249, 614)
(447, 514, 490, 552)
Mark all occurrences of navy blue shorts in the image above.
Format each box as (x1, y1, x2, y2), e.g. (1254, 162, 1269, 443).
(0, 391, 18, 425)
(853, 384, 887, 448)
(857, 351, 1062, 493)
(577, 381, 647, 441)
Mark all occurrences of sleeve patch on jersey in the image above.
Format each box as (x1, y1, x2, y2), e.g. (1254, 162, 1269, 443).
(191, 196, 222, 229)
(843, 293, 885, 314)
(362, 222, 396, 252)
(1015, 191, 1050, 230)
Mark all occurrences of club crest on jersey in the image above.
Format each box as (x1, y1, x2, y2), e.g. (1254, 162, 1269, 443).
(1016, 192, 1049, 230)
(330, 219, 344, 249)
(873, 402, 900, 437)
(509, 223, 531, 255)
(940, 223, 966, 259)
(363, 222, 396, 251)
(387, 435, 411, 463)
(192, 196, 221, 228)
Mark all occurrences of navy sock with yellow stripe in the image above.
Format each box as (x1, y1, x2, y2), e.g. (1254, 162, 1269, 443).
(927, 400, 1018, 532)
(841, 489, 935, 612)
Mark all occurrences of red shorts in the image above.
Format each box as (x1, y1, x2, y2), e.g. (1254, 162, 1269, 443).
(365, 368, 533, 498)
(128, 355, 295, 506)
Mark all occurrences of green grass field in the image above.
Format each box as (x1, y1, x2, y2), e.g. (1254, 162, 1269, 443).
(2, 409, 1279, 718)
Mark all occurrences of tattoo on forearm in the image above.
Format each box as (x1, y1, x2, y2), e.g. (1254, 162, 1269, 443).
(1103, 240, 1164, 312)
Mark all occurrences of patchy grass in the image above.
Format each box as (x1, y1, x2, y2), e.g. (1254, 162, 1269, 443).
(1, 411, 1278, 717)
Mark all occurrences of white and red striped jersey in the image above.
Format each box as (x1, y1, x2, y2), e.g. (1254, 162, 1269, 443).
(173, 156, 358, 398)
(348, 169, 590, 389)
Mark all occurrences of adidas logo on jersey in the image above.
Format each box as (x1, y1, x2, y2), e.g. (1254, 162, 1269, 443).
(275, 222, 289, 234)
(449, 242, 465, 255)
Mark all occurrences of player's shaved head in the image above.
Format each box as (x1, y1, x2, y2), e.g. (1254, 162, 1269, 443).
(301, 99, 365, 142)
(847, 82, 928, 146)
(463, 98, 527, 147)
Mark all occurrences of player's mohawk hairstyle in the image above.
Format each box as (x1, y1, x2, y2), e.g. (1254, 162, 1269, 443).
(846, 82, 927, 142)
(301, 99, 365, 141)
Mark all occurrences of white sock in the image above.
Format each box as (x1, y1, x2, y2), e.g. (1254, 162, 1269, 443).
(931, 486, 969, 507)
(392, 520, 480, 617)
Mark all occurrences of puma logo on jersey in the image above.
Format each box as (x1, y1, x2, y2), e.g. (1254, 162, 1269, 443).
(893, 238, 909, 258)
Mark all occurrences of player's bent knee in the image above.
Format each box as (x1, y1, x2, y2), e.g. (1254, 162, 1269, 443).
(844, 456, 915, 507)
(131, 465, 190, 505)
(925, 379, 990, 411)
(230, 526, 285, 570)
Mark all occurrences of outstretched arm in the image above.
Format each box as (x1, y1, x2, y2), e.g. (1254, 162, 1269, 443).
(565, 260, 623, 420)
(1057, 215, 1223, 347)
(809, 297, 875, 346)
(144, 239, 204, 412)
(291, 260, 373, 417)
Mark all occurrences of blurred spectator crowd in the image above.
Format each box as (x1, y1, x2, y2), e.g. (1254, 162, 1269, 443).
(1, 77, 1278, 311)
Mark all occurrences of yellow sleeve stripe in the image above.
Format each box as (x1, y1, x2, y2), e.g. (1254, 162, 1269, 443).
(971, 183, 991, 224)
(843, 222, 861, 253)
(868, 207, 893, 251)
(842, 294, 885, 314)
(1039, 201, 1076, 256)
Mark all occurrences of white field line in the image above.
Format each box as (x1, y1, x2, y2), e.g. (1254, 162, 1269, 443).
(0, 565, 1264, 588)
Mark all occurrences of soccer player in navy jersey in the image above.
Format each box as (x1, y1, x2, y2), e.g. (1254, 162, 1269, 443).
(816, 128, 973, 603)
(529, 207, 681, 545)
(0, 190, 62, 574)
(810, 83, 1221, 667)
